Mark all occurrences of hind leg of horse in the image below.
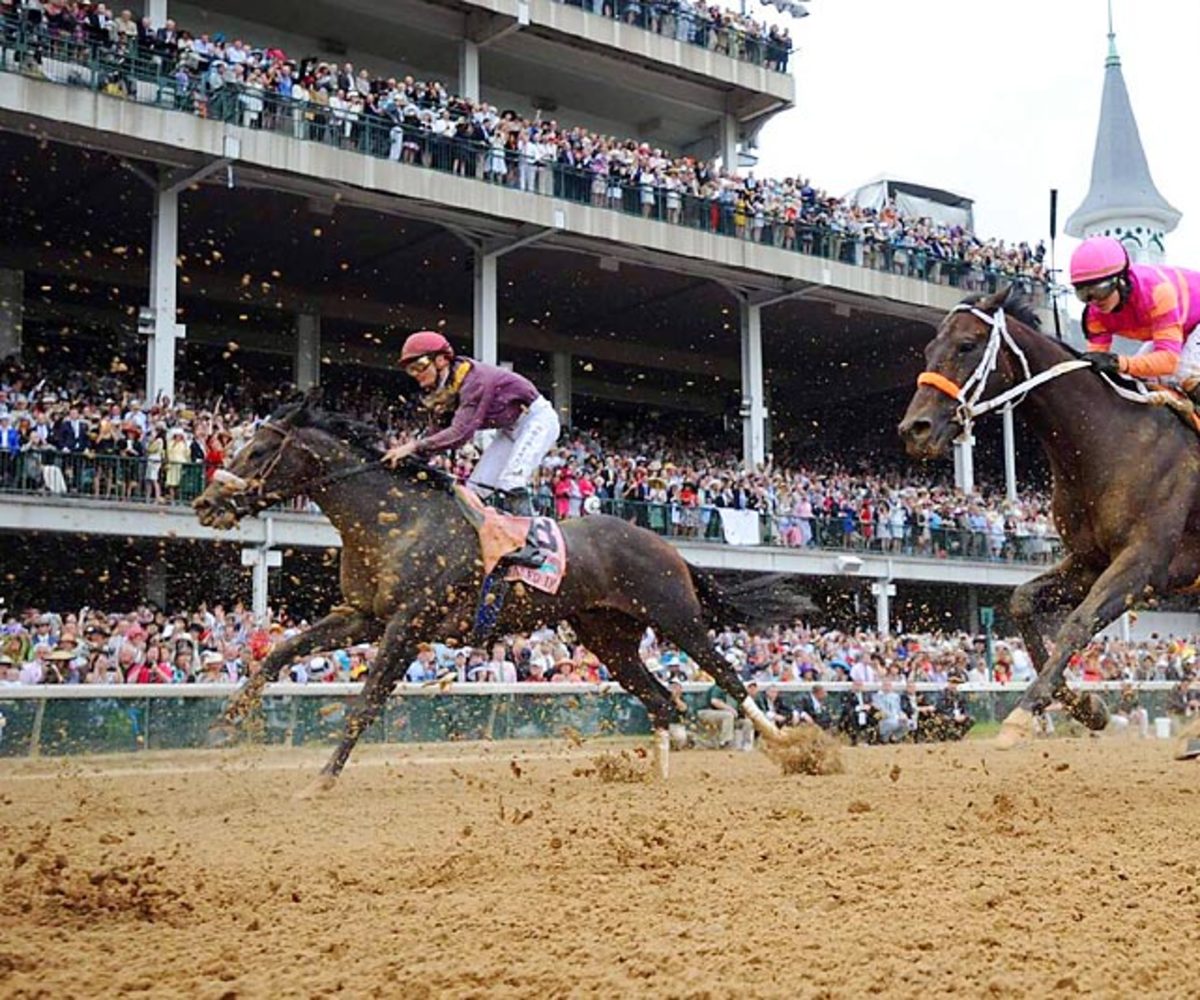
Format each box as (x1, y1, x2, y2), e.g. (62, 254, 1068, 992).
(209, 608, 383, 744)
(573, 611, 682, 729)
(1000, 548, 1159, 748)
(657, 614, 781, 743)
(573, 610, 684, 778)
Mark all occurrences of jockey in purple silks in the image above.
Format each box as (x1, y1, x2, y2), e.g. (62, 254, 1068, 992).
(384, 330, 561, 519)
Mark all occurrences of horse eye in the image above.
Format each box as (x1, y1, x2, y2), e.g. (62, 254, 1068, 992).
(957, 341, 976, 355)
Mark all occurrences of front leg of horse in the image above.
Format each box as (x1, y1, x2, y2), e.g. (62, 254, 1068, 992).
(996, 559, 1098, 749)
(208, 608, 382, 746)
(297, 620, 410, 797)
(998, 549, 1155, 749)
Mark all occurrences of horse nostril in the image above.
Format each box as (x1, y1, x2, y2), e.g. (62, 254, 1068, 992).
(901, 418, 932, 443)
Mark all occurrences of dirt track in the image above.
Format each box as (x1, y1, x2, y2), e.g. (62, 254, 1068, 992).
(1, 735, 1198, 999)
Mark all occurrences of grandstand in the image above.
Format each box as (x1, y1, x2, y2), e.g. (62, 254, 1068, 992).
(0, 0, 1056, 633)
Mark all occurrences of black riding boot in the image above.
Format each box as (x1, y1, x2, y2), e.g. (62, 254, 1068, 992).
(501, 488, 536, 517)
(496, 488, 546, 568)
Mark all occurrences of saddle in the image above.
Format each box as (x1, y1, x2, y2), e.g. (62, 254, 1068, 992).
(451, 483, 567, 595)
(1139, 382, 1200, 436)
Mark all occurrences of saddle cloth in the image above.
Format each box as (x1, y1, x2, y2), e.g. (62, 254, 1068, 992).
(452, 483, 567, 595)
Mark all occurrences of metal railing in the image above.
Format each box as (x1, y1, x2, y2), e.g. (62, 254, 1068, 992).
(0, 16, 1049, 301)
(0, 448, 209, 504)
(0, 449, 1063, 563)
(548, 0, 793, 72)
(0, 680, 1180, 757)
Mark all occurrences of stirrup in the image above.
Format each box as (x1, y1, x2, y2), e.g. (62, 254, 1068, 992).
(497, 488, 535, 517)
(500, 544, 546, 569)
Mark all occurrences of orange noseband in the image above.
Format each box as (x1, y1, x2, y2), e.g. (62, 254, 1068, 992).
(916, 371, 964, 401)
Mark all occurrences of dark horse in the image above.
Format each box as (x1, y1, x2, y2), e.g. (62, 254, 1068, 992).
(899, 285, 1200, 758)
(193, 399, 783, 788)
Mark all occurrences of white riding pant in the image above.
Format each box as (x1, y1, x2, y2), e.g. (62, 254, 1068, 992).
(468, 395, 560, 494)
(1134, 331, 1200, 384)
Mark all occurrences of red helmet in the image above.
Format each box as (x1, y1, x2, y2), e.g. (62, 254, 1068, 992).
(399, 331, 452, 366)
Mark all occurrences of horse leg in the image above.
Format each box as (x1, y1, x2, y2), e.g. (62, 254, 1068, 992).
(998, 547, 1162, 749)
(660, 617, 781, 744)
(208, 607, 383, 745)
(573, 610, 684, 780)
(298, 618, 410, 796)
(1009, 555, 1100, 673)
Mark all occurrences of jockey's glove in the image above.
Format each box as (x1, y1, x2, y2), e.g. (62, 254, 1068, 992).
(1086, 352, 1122, 376)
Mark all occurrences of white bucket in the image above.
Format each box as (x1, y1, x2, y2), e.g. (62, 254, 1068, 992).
(1154, 717, 1172, 740)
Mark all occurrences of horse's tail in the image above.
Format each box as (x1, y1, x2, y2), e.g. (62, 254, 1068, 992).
(686, 564, 812, 630)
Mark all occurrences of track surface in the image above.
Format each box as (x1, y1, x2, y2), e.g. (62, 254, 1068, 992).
(2, 736, 1199, 998)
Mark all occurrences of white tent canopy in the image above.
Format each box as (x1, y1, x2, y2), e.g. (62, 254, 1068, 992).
(844, 175, 975, 233)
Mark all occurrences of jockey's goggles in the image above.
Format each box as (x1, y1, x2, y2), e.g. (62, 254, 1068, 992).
(403, 356, 435, 377)
(1074, 275, 1122, 304)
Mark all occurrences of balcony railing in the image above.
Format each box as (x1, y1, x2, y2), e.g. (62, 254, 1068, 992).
(0, 449, 1063, 564)
(0, 16, 1048, 301)
(547, 0, 793, 73)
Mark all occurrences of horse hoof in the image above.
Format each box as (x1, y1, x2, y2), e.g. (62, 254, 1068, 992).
(1074, 693, 1110, 732)
(1174, 737, 1200, 761)
(205, 721, 238, 749)
(994, 708, 1035, 751)
(294, 773, 337, 801)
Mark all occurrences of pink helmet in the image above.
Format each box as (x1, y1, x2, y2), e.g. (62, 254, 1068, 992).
(1069, 236, 1129, 285)
(399, 330, 452, 366)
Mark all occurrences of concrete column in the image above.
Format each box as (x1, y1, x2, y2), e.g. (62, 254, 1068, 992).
(552, 351, 573, 429)
(147, 0, 168, 27)
(473, 250, 498, 365)
(872, 580, 894, 637)
(0, 269, 22, 362)
(720, 113, 739, 177)
(1002, 402, 1018, 502)
(739, 299, 765, 470)
(459, 39, 480, 103)
(146, 184, 184, 406)
(967, 586, 980, 634)
(294, 312, 321, 390)
(241, 519, 282, 625)
(953, 430, 975, 495)
(143, 559, 168, 610)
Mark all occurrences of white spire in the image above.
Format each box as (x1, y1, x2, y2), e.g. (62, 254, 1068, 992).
(1065, 2, 1180, 262)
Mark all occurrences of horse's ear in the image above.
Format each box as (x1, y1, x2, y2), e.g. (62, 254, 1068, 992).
(289, 385, 323, 427)
(976, 285, 1011, 313)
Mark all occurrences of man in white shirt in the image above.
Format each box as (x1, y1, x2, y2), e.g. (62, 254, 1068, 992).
(872, 678, 906, 743)
(488, 642, 517, 684)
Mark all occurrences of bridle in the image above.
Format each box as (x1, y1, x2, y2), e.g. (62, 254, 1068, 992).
(916, 304, 1093, 435)
(211, 421, 383, 513)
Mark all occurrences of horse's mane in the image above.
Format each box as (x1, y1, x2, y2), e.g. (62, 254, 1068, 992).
(268, 400, 455, 490)
(961, 289, 1087, 359)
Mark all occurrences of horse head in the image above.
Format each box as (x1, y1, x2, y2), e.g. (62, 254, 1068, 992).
(898, 284, 1035, 459)
(193, 395, 337, 529)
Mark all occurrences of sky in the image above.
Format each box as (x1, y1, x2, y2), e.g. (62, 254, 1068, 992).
(751, 0, 1199, 275)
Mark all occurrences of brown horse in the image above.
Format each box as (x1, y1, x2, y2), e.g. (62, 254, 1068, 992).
(899, 285, 1200, 758)
(193, 399, 786, 788)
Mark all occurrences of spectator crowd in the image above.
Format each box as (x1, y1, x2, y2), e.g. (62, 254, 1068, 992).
(0, 358, 1061, 562)
(1, 1, 1050, 291)
(4, 603, 1199, 748)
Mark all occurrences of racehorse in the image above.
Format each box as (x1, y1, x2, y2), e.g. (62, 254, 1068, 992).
(899, 284, 1200, 759)
(193, 399, 787, 788)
